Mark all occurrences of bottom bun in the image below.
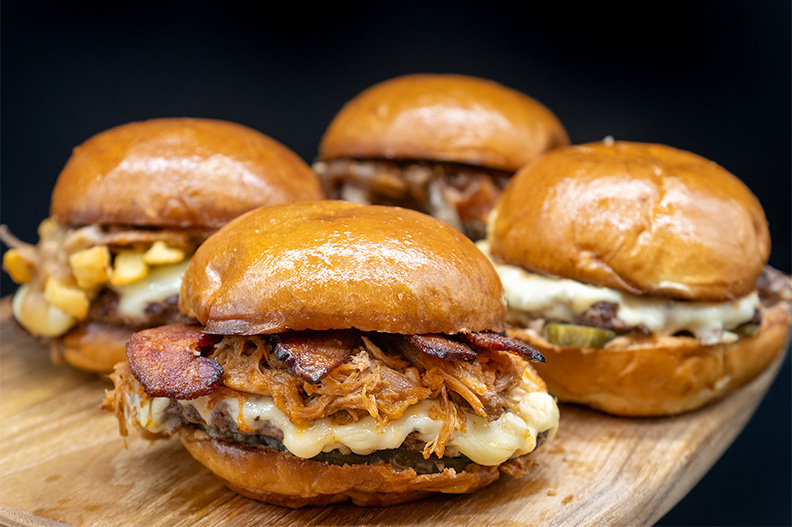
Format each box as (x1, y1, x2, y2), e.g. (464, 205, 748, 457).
(512, 304, 790, 416)
(60, 322, 130, 373)
(179, 427, 527, 507)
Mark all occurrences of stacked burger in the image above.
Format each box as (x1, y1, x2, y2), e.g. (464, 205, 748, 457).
(1, 118, 323, 372)
(480, 140, 791, 415)
(313, 74, 569, 240)
(104, 201, 560, 506)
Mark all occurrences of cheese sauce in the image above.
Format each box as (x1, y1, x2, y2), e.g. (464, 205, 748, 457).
(110, 259, 190, 320)
(130, 372, 559, 466)
(477, 241, 758, 345)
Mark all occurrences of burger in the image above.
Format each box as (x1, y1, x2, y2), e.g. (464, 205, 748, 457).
(1, 117, 323, 373)
(313, 74, 569, 240)
(479, 140, 791, 416)
(105, 200, 560, 507)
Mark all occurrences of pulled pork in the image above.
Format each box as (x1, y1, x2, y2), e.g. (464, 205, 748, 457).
(313, 159, 512, 240)
(114, 325, 544, 460)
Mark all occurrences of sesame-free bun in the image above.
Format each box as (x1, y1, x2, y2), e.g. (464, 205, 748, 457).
(514, 302, 790, 416)
(180, 200, 506, 335)
(179, 428, 509, 507)
(490, 141, 770, 301)
(318, 74, 569, 171)
(60, 322, 130, 373)
(51, 118, 323, 228)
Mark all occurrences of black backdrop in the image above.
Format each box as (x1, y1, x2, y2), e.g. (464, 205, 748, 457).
(1, 2, 790, 525)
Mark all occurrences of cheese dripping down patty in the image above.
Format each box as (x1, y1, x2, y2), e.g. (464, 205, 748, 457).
(476, 241, 759, 345)
(124, 371, 559, 467)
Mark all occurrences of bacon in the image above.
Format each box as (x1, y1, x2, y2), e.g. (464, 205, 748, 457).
(404, 334, 477, 363)
(127, 324, 222, 399)
(271, 330, 358, 383)
(463, 332, 545, 363)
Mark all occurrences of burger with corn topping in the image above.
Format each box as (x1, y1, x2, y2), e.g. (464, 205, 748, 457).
(105, 201, 559, 507)
(1, 117, 323, 373)
(479, 140, 791, 416)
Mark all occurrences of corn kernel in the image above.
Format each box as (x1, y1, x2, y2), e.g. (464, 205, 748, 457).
(44, 276, 90, 319)
(3, 249, 34, 283)
(110, 250, 149, 286)
(69, 245, 112, 289)
(142, 241, 186, 265)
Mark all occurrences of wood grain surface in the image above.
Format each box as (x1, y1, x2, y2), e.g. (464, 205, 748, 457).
(0, 297, 783, 527)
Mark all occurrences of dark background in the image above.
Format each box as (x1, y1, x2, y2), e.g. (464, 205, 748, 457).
(1, 2, 789, 525)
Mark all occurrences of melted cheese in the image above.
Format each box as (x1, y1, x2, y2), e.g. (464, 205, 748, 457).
(110, 259, 190, 320)
(132, 372, 560, 466)
(12, 284, 76, 337)
(477, 241, 758, 345)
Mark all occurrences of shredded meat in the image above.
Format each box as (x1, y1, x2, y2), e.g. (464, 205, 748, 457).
(757, 266, 792, 308)
(313, 159, 511, 240)
(121, 325, 537, 459)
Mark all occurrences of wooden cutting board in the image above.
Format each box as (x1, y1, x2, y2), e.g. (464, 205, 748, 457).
(0, 297, 784, 527)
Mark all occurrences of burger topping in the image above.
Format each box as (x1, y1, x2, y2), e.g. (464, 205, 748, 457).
(313, 159, 511, 240)
(1, 219, 206, 337)
(477, 241, 762, 346)
(127, 324, 222, 399)
(109, 361, 558, 467)
(114, 325, 557, 464)
(271, 330, 358, 382)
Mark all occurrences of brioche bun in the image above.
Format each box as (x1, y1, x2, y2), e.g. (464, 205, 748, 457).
(490, 141, 770, 301)
(180, 200, 506, 335)
(60, 322, 129, 373)
(516, 302, 789, 416)
(179, 428, 508, 508)
(51, 118, 323, 228)
(318, 74, 569, 171)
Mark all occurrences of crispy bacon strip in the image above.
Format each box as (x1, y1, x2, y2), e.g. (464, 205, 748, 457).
(271, 330, 358, 383)
(464, 332, 545, 363)
(405, 334, 477, 363)
(127, 324, 222, 399)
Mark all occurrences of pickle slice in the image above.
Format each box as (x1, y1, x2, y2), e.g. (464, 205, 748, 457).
(734, 323, 759, 337)
(545, 323, 616, 349)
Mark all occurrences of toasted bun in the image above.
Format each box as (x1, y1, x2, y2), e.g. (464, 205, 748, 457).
(51, 118, 323, 228)
(318, 74, 569, 171)
(60, 322, 130, 373)
(513, 303, 790, 416)
(180, 200, 506, 335)
(179, 427, 504, 507)
(490, 141, 770, 301)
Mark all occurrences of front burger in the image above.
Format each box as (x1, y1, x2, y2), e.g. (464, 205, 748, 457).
(1, 118, 323, 373)
(480, 140, 791, 416)
(314, 74, 569, 240)
(105, 201, 559, 507)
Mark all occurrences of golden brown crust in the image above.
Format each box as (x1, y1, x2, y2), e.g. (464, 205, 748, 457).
(318, 74, 569, 171)
(514, 303, 790, 416)
(490, 141, 770, 301)
(51, 118, 323, 228)
(60, 322, 130, 373)
(178, 427, 502, 507)
(180, 201, 506, 335)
